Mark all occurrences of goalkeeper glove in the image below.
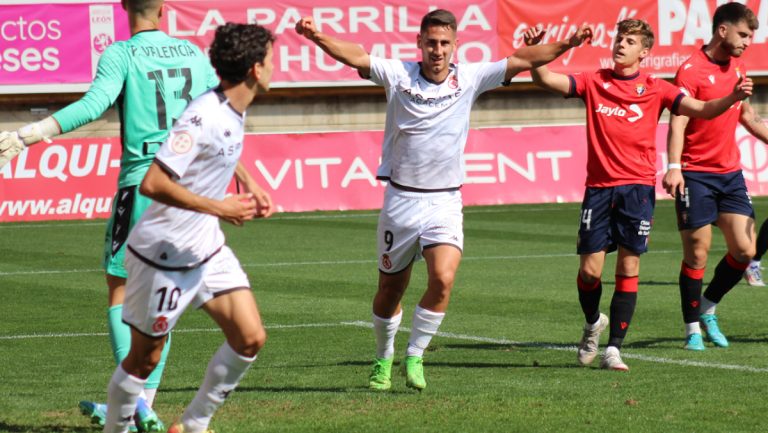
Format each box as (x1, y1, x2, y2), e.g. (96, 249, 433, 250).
(0, 117, 60, 169)
(18, 116, 58, 146)
(0, 131, 25, 169)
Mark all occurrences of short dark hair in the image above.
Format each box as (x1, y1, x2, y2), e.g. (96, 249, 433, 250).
(712, 3, 759, 33)
(420, 9, 457, 34)
(124, 0, 162, 15)
(209, 23, 275, 84)
(617, 19, 655, 49)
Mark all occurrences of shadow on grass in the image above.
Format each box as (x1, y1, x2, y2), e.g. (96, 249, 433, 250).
(161, 384, 413, 395)
(0, 422, 95, 433)
(440, 341, 574, 352)
(599, 280, 678, 286)
(623, 337, 685, 349)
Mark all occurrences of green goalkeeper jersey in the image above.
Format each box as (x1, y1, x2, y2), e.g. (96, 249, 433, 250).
(53, 30, 219, 187)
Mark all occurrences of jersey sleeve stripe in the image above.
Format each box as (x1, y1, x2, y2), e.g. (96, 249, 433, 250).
(154, 157, 181, 180)
(567, 75, 577, 98)
(670, 93, 685, 116)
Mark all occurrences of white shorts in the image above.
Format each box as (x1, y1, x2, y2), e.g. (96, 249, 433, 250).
(123, 245, 250, 337)
(377, 185, 463, 274)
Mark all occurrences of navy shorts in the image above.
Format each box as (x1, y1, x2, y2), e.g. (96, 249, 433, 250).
(577, 184, 655, 255)
(675, 170, 754, 231)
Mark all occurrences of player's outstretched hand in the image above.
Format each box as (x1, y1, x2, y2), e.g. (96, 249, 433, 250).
(219, 193, 258, 226)
(295, 16, 318, 41)
(523, 26, 545, 46)
(0, 131, 25, 169)
(733, 76, 753, 100)
(568, 24, 593, 48)
(662, 168, 685, 198)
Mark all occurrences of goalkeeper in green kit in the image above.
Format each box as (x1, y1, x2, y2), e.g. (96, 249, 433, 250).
(0, 0, 224, 430)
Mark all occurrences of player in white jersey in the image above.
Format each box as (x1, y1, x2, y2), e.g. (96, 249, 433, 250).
(297, 9, 591, 391)
(102, 23, 275, 433)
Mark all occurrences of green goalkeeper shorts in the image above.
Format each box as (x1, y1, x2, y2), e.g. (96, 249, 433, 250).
(102, 185, 152, 279)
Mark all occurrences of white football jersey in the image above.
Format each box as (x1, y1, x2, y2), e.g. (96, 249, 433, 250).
(128, 89, 245, 269)
(369, 56, 506, 190)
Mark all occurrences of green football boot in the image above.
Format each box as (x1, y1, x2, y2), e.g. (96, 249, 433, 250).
(401, 356, 426, 391)
(368, 357, 393, 390)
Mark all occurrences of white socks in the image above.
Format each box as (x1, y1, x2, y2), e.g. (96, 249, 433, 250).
(700, 296, 717, 316)
(406, 306, 445, 357)
(143, 388, 157, 407)
(104, 365, 146, 433)
(180, 342, 256, 433)
(373, 310, 403, 359)
(685, 322, 702, 336)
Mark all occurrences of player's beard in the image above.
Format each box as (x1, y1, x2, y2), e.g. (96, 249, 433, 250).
(723, 39, 744, 58)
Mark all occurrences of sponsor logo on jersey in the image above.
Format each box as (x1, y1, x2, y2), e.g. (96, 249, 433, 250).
(152, 316, 169, 334)
(627, 104, 643, 123)
(190, 116, 203, 127)
(736, 67, 741, 79)
(602, 82, 611, 90)
(684, 63, 693, 70)
(708, 75, 716, 84)
(595, 103, 626, 117)
(171, 131, 194, 154)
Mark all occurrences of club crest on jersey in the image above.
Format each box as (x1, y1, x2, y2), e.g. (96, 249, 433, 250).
(448, 74, 458, 89)
(635, 84, 646, 95)
(170, 131, 194, 154)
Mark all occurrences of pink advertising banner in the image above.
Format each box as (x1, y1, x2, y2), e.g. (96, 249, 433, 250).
(498, 0, 768, 80)
(5, 0, 768, 90)
(161, 0, 498, 85)
(3, 124, 768, 222)
(0, 3, 128, 86)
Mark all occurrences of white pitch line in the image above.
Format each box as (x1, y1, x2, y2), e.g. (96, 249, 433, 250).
(0, 247, 728, 277)
(342, 321, 768, 374)
(3, 320, 766, 373)
(0, 205, 590, 230)
(0, 322, 349, 341)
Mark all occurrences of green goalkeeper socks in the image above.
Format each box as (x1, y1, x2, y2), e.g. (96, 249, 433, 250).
(107, 305, 171, 390)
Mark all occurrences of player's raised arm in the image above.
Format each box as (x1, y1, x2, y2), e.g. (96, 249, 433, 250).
(521, 27, 573, 96)
(677, 76, 752, 119)
(296, 16, 371, 77)
(504, 24, 592, 82)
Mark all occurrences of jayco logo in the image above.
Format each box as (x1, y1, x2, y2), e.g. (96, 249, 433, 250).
(595, 103, 626, 117)
(595, 103, 644, 122)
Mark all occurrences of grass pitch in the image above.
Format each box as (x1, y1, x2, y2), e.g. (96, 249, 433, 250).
(2, 198, 768, 432)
